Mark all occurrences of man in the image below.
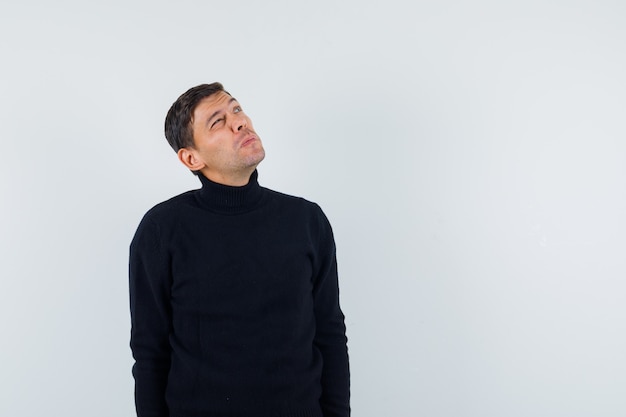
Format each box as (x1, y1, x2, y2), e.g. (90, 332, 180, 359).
(129, 82, 350, 417)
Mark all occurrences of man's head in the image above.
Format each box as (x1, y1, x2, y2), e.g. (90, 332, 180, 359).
(165, 82, 226, 153)
(164, 83, 265, 185)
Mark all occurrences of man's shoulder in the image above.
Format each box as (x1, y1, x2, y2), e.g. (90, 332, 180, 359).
(141, 189, 199, 220)
(262, 187, 332, 229)
(263, 187, 322, 211)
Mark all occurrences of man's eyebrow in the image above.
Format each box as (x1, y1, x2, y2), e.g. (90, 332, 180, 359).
(205, 97, 238, 126)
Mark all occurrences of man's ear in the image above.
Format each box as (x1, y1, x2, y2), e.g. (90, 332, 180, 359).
(177, 147, 206, 171)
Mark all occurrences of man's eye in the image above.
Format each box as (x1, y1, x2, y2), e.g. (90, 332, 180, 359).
(211, 118, 223, 128)
(234, 106, 242, 113)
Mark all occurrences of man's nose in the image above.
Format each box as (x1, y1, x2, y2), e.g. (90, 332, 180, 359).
(232, 115, 247, 132)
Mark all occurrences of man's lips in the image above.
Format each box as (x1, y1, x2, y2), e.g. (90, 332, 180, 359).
(240, 135, 258, 147)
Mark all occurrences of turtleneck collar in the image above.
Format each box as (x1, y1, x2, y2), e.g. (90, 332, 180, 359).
(195, 170, 264, 214)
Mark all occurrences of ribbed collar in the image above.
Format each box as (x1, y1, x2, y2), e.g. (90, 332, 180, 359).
(195, 170, 265, 214)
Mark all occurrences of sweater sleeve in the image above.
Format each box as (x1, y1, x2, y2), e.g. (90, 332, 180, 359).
(312, 206, 351, 417)
(129, 215, 172, 417)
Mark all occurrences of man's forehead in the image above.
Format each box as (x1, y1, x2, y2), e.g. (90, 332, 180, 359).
(197, 91, 236, 110)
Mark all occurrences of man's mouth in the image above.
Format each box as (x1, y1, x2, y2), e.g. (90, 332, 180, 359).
(240, 136, 257, 147)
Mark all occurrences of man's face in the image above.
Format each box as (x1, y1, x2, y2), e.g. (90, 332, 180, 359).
(186, 91, 265, 185)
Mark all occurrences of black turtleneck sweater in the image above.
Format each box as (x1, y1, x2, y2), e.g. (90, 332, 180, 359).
(129, 171, 350, 417)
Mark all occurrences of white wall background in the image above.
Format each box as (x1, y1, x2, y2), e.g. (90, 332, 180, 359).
(1, 1, 625, 416)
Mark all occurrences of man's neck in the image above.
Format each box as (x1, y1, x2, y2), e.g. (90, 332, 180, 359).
(199, 167, 256, 187)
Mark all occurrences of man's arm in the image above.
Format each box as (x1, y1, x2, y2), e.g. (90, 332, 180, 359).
(129, 216, 172, 417)
(312, 206, 351, 417)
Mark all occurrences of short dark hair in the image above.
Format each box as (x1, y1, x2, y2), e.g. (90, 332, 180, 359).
(164, 82, 229, 152)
